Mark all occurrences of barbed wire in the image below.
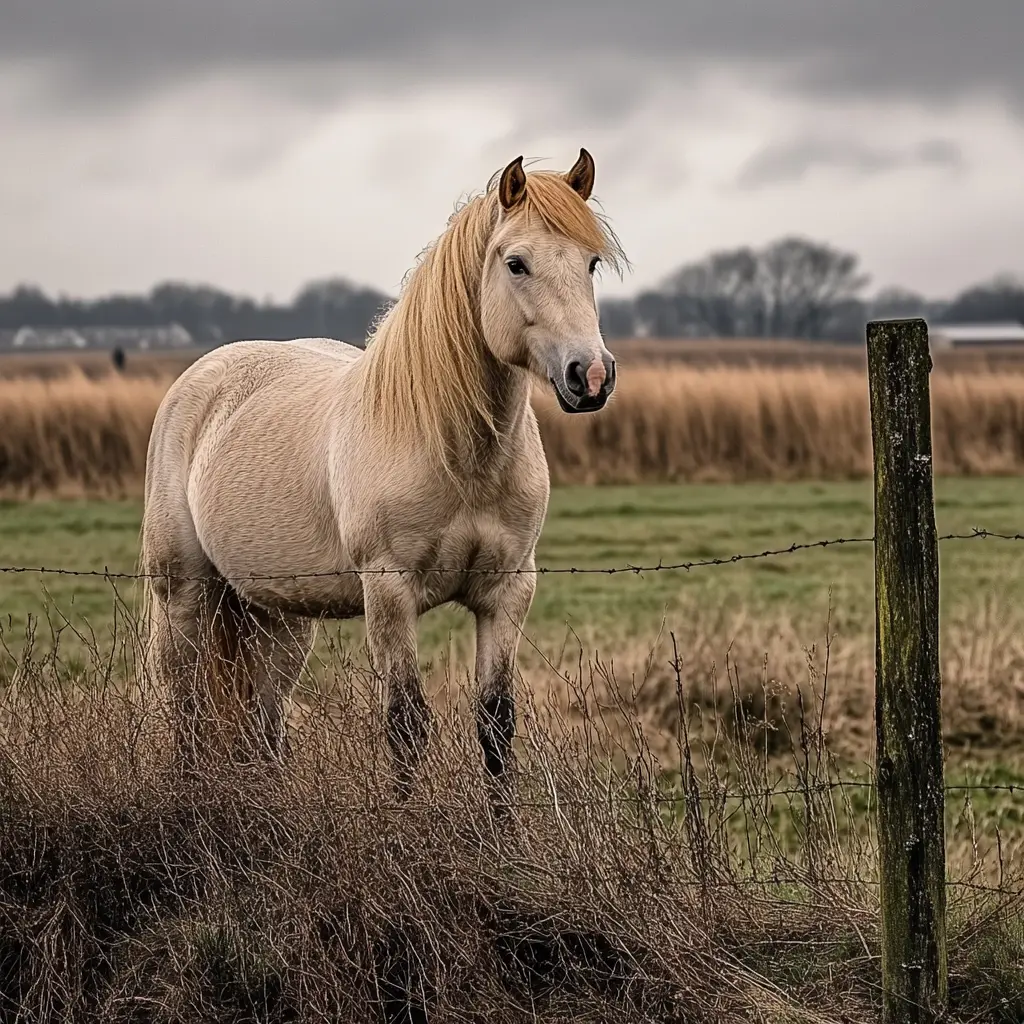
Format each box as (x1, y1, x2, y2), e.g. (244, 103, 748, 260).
(0, 527, 1020, 583)
(654, 780, 1024, 800)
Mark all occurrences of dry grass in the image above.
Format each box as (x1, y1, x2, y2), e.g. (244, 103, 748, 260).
(8, 587, 1024, 774)
(0, 371, 165, 498)
(502, 599, 1024, 768)
(0, 347, 208, 382)
(0, 596, 1022, 1023)
(611, 337, 1024, 373)
(537, 364, 1024, 483)
(6, 362, 1024, 496)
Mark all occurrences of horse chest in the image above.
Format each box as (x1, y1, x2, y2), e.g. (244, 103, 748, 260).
(388, 501, 542, 612)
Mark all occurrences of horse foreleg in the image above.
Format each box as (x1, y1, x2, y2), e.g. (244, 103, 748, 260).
(473, 566, 536, 814)
(363, 578, 430, 798)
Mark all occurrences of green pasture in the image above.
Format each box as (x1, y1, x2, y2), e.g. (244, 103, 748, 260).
(2, 476, 1023, 654)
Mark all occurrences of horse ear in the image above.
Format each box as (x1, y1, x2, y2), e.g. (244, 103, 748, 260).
(565, 147, 595, 201)
(499, 155, 527, 211)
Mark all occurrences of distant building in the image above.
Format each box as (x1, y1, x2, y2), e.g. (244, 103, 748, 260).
(931, 321, 1024, 349)
(78, 324, 195, 351)
(11, 326, 88, 350)
(1, 323, 195, 353)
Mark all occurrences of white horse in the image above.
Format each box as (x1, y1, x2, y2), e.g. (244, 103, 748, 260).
(140, 149, 625, 803)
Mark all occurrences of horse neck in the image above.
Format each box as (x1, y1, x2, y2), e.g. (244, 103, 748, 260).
(464, 345, 532, 473)
(366, 202, 536, 475)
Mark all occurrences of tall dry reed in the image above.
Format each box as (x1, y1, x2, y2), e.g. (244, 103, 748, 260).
(538, 365, 1024, 483)
(4, 364, 1024, 496)
(0, 369, 166, 497)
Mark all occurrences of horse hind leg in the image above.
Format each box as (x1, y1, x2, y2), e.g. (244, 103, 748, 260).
(144, 558, 314, 768)
(144, 564, 229, 772)
(233, 605, 316, 762)
(141, 478, 235, 770)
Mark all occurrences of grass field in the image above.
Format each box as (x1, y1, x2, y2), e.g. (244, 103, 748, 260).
(5, 476, 1024, 768)
(4, 476, 1024, 640)
(4, 482, 1024, 1019)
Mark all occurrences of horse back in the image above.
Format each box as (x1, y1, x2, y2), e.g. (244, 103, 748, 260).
(144, 340, 363, 585)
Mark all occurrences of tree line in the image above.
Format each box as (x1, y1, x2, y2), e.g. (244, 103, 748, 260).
(0, 279, 390, 348)
(598, 237, 1024, 342)
(2, 237, 1022, 347)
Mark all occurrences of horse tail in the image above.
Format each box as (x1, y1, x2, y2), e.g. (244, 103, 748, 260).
(201, 581, 257, 755)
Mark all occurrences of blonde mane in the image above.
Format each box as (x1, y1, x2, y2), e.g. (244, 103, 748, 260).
(362, 166, 626, 470)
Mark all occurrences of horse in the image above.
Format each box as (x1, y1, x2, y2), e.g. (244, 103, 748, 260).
(139, 149, 625, 804)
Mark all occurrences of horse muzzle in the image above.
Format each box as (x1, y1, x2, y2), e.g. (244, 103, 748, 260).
(550, 355, 616, 414)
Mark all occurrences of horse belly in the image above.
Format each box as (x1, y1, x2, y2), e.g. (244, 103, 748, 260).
(206, 534, 367, 619)
(194, 483, 366, 617)
(235, 579, 366, 620)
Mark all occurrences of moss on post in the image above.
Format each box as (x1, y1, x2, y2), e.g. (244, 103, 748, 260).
(867, 318, 948, 1023)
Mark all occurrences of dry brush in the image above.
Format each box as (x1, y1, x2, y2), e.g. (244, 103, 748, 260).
(0, 599, 1022, 1023)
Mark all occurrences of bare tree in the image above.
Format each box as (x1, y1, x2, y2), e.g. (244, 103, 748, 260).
(633, 291, 686, 338)
(662, 247, 764, 337)
(654, 237, 868, 340)
(942, 274, 1024, 324)
(757, 236, 870, 339)
(598, 298, 638, 339)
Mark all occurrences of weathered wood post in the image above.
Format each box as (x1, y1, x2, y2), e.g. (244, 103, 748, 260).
(867, 318, 948, 1023)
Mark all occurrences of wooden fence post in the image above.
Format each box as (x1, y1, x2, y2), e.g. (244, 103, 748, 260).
(867, 318, 948, 1023)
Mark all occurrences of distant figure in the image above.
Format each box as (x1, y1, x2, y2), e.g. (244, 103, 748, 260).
(112, 347, 126, 373)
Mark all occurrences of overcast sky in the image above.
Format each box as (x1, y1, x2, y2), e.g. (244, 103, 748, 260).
(2, 1, 1023, 303)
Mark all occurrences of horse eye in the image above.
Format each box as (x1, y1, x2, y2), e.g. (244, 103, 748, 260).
(589, 256, 601, 274)
(506, 256, 529, 277)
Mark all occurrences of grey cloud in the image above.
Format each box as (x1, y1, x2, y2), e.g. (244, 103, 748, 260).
(737, 136, 966, 188)
(2, 1, 1024, 115)
(915, 138, 965, 167)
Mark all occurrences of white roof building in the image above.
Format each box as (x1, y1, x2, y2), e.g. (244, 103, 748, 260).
(931, 322, 1024, 348)
(12, 327, 88, 349)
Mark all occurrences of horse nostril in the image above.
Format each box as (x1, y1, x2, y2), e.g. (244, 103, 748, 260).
(565, 361, 588, 397)
(606, 360, 616, 389)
